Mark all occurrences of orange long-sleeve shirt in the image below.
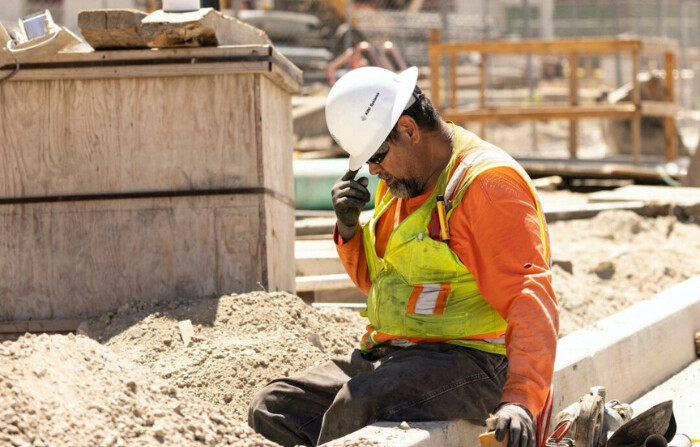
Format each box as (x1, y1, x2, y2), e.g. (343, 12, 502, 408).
(334, 163, 559, 417)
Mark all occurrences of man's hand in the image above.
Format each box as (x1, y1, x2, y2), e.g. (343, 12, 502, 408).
(493, 404, 536, 447)
(331, 170, 370, 241)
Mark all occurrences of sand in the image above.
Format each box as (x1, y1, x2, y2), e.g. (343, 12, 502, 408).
(2, 209, 699, 447)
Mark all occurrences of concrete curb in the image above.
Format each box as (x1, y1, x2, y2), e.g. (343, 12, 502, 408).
(325, 275, 700, 446)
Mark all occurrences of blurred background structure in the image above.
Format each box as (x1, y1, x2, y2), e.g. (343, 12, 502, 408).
(2, 0, 699, 165)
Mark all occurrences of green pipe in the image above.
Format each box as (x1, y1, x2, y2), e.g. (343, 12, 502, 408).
(293, 158, 379, 210)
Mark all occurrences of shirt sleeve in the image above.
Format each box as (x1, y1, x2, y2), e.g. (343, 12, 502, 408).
(334, 225, 372, 295)
(448, 166, 559, 417)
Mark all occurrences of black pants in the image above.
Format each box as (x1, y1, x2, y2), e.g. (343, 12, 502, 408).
(248, 343, 508, 446)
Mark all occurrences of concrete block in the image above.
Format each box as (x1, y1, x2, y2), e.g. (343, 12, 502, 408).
(325, 420, 483, 447)
(553, 275, 700, 414)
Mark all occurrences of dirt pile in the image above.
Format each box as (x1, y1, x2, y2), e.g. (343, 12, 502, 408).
(1, 209, 699, 447)
(80, 292, 365, 422)
(548, 210, 700, 336)
(0, 333, 279, 447)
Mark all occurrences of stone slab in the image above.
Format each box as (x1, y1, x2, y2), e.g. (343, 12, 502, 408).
(589, 185, 700, 207)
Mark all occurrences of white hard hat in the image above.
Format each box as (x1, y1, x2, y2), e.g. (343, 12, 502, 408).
(325, 66, 419, 171)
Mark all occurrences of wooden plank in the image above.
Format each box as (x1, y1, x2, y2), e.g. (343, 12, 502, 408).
(544, 201, 646, 223)
(431, 37, 644, 55)
(0, 45, 302, 93)
(516, 157, 681, 183)
(588, 185, 700, 207)
(664, 51, 677, 162)
(449, 53, 457, 109)
(259, 76, 296, 292)
(296, 274, 354, 293)
(568, 51, 579, 158)
(78, 9, 148, 49)
(632, 50, 641, 166)
(443, 104, 637, 122)
(4, 44, 270, 64)
(0, 194, 294, 321)
(429, 29, 441, 107)
(479, 53, 487, 138)
(0, 319, 82, 333)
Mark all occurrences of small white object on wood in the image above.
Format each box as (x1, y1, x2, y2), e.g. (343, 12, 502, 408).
(163, 0, 200, 12)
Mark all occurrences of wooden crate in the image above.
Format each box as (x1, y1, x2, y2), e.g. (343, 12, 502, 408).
(0, 45, 302, 321)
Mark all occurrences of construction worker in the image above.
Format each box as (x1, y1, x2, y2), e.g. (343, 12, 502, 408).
(248, 66, 559, 447)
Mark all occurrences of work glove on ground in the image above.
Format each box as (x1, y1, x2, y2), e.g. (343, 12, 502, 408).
(331, 169, 370, 241)
(493, 403, 536, 447)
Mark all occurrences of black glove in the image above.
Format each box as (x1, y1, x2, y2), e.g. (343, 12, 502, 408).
(331, 170, 370, 241)
(493, 403, 536, 447)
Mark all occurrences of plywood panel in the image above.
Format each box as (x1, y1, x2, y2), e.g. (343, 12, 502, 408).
(0, 195, 270, 321)
(0, 74, 259, 198)
(259, 76, 295, 195)
(257, 76, 296, 293)
(262, 194, 296, 293)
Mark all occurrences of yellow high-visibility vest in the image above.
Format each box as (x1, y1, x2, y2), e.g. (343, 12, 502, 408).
(360, 125, 550, 354)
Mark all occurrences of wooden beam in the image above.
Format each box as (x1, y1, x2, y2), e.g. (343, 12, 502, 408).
(442, 104, 637, 122)
(479, 53, 487, 138)
(430, 37, 644, 56)
(568, 51, 580, 158)
(296, 273, 355, 293)
(632, 49, 641, 166)
(429, 28, 441, 107)
(664, 51, 677, 161)
(449, 53, 457, 110)
(0, 45, 302, 93)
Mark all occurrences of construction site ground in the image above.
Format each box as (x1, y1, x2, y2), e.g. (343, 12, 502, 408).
(1, 186, 700, 446)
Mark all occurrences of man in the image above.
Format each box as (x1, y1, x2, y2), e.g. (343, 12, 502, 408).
(249, 66, 558, 447)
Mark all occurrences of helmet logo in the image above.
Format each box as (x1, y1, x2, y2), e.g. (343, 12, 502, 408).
(362, 92, 380, 121)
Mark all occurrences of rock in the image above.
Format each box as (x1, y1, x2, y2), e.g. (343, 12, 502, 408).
(78, 9, 148, 49)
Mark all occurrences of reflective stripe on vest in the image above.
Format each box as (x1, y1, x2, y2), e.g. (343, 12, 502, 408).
(359, 125, 549, 355)
(408, 283, 451, 315)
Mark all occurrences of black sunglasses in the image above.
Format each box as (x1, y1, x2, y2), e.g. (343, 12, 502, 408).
(367, 140, 390, 165)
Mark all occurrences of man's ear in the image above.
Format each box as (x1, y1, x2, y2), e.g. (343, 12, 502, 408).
(396, 116, 420, 143)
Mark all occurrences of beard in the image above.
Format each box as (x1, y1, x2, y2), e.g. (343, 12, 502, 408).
(380, 175, 423, 199)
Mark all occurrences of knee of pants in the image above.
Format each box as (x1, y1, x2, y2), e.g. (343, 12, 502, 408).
(328, 382, 377, 419)
(248, 383, 278, 428)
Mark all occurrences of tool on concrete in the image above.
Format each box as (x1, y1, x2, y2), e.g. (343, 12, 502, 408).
(548, 386, 635, 447)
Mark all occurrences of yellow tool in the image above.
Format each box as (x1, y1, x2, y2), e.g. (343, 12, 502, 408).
(479, 416, 508, 447)
(436, 195, 450, 242)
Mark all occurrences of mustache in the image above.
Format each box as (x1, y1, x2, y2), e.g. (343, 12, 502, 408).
(378, 174, 393, 181)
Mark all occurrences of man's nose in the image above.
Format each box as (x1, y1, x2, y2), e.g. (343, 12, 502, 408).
(368, 163, 382, 176)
